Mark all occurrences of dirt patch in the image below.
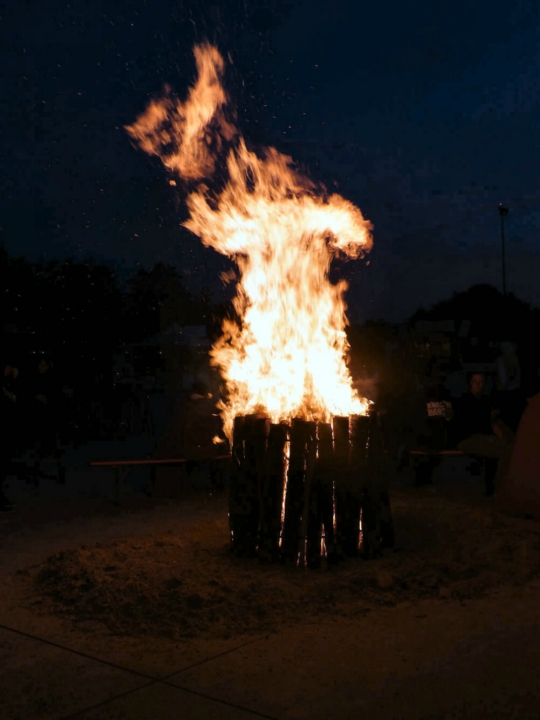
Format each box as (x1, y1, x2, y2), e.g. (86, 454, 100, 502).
(13, 485, 540, 641)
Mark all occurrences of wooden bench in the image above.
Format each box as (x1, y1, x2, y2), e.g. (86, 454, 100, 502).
(408, 449, 487, 485)
(409, 450, 465, 457)
(89, 455, 231, 505)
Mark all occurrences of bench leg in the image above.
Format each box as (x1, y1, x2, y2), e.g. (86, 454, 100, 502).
(145, 466, 156, 497)
(414, 457, 436, 486)
(113, 467, 130, 505)
(114, 467, 121, 505)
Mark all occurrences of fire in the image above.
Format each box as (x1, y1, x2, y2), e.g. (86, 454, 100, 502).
(126, 43, 373, 438)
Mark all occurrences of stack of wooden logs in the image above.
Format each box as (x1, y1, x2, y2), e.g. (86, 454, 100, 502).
(228, 409, 394, 566)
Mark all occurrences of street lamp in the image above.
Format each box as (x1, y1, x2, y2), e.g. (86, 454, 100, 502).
(498, 203, 509, 296)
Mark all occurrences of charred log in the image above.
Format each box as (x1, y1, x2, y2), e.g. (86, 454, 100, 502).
(281, 419, 312, 564)
(299, 421, 317, 567)
(310, 422, 334, 568)
(228, 414, 269, 557)
(350, 414, 370, 555)
(228, 415, 246, 553)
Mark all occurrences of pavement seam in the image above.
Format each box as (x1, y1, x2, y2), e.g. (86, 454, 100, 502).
(61, 677, 281, 720)
(0, 621, 264, 680)
(0, 622, 275, 720)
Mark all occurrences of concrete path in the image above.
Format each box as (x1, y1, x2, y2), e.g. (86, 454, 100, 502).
(2, 585, 539, 719)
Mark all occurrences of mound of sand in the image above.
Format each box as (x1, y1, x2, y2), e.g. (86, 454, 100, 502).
(16, 485, 540, 641)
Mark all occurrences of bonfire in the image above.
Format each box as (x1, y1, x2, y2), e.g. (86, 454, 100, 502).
(126, 44, 385, 566)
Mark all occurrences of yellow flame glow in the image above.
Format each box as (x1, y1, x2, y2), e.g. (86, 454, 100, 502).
(126, 44, 373, 438)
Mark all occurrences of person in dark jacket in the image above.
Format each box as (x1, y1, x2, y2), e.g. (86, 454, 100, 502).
(455, 372, 514, 495)
(412, 363, 454, 485)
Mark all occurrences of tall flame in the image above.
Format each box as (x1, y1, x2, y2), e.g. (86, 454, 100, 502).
(126, 43, 373, 438)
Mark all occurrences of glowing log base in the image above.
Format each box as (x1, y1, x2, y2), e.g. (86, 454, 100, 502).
(260, 422, 288, 563)
(227, 410, 394, 565)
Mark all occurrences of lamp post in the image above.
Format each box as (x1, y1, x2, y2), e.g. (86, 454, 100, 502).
(498, 203, 509, 296)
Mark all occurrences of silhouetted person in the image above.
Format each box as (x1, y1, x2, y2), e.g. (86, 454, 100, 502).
(423, 365, 454, 449)
(412, 363, 454, 485)
(455, 372, 513, 496)
(30, 357, 61, 482)
(183, 381, 225, 489)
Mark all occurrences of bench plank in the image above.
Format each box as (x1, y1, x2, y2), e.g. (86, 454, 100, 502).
(409, 450, 464, 456)
(89, 454, 231, 467)
(88, 454, 232, 504)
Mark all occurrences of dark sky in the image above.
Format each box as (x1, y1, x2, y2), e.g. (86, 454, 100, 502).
(1, 0, 539, 321)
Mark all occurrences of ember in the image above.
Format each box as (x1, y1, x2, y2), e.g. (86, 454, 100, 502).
(126, 43, 390, 565)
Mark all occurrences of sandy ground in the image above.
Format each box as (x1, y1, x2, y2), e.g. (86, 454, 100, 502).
(4, 471, 540, 642)
(2, 468, 540, 719)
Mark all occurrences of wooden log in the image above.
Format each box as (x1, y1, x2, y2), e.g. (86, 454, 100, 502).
(228, 415, 246, 553)
(304, 422, 328, 568)
(281, 418, 311, 564)
(259, 423, 288, 563)
(334, 414, 362, 558)
(227, 414, 267, 557)
(360, 409, 380, 559)
(350, 414, 371, 555)
(299, 421, 317, 568)
(332, 416, 351, 561)
(350, 415, 370, 467)
(315, 422, 336, 565)
(243, 415, 269, 557)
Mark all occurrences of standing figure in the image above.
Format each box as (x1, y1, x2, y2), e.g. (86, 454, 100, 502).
(182, 381, 225, 489)
(29, 356, 61, 483)
(412, 363, 454, 486)
(455, 372, 514, 496)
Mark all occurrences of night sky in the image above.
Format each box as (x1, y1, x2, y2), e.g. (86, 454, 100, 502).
(2, 0, 539, 322)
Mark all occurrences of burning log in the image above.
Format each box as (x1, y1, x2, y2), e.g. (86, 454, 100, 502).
(281, 419, 313, 564)
(242, 415, 269, 557)
(350, 413, 371, 555)
(259, 423, 288, 563)
(228, 414, 268, 556)
(299, 421, 317, 567)
(228, 409, 393, 566)
(228, 415, 245, 554)
(333, 416, 358, 560)
(360, 410, 382, 559)
(350, 415, 370, 465)
(310, 422, 334, 568)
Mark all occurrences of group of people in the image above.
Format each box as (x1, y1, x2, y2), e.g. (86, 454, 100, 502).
(1, 355, 60, 511)
(417, 368, 520, 495)
(1, 346, 531, 510)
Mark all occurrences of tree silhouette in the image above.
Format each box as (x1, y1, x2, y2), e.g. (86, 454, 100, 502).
(409, 283, 539, 341)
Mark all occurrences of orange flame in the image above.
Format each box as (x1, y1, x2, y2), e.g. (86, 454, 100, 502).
(126, 44, 373, 438)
